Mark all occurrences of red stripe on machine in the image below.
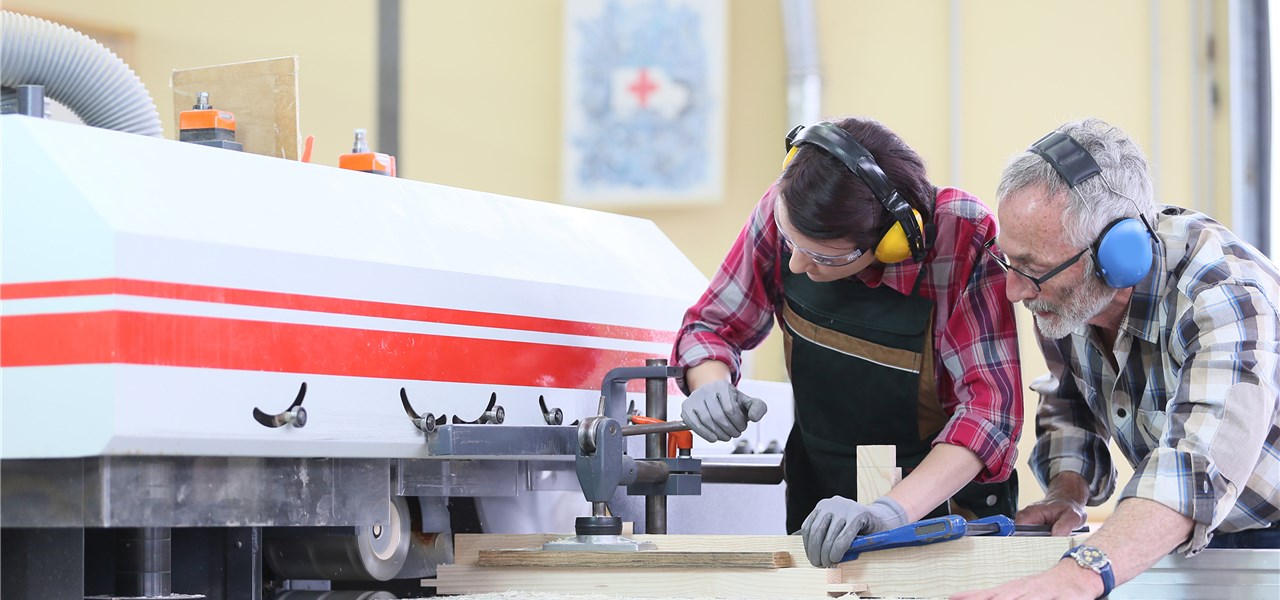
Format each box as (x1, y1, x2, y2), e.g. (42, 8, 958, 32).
(0, 278, 674, 343)
(0, 312, 662, 390)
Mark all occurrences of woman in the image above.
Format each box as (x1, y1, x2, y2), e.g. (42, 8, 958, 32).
(672, 117, 1023, 567)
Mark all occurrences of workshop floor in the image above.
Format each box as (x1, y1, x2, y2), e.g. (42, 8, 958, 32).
(423, 593, 939, 600)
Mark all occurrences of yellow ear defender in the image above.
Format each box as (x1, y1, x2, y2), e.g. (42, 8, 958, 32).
(782, 146, 801, 168)
(874, 209, 924, 264)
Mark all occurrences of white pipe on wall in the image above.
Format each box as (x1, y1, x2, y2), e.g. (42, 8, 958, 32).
(781, 0, 821, 127)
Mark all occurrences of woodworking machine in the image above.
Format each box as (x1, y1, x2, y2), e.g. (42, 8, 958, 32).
(0, 116, 790, 599)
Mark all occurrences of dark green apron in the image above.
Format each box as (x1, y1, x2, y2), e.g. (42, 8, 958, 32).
(780, 260, 1017, 533)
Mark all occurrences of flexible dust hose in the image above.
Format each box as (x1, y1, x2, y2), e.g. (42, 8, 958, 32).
(0, 10, 162, 137)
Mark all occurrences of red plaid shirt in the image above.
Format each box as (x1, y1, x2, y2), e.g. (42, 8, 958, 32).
(673, 185, 1023, 482)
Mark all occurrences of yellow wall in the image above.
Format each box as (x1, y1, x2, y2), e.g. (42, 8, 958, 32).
(6, 0, 1238, 519)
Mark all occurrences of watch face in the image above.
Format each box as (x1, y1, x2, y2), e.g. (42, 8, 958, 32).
(1073, 546, 1109, 568)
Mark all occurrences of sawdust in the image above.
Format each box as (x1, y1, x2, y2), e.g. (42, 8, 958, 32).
(406, 594, 950, 600)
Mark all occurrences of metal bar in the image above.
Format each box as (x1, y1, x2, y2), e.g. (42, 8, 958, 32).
(622, 420, 690, 436)
(599, 365, 682, 421)
(701, 462, 784, 485)
(634, 460, 672, 485)
(377, 0, 401, 160)
(425, 424, 577, 457)
(645, 358, 669, 534)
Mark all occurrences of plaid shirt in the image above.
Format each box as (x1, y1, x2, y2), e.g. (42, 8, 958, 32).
(673, 186, 1023, 482)
(1031, 206, 1280, 554)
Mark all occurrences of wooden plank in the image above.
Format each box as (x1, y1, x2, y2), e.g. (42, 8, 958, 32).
(855, 466, 896, 504)
(448, 533, 1085, 598)
(838, 535, 1082, 598)
(855, 445, 895, 468)
(171, 56, 301, 160)
(856, 445, 897, 504)
(453, 533, 810, 566)
(477, 549, 793, 569)
(433, 564, 837, 598)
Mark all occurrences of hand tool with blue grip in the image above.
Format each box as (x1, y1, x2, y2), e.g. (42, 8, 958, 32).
(840, 514, 1015, 562)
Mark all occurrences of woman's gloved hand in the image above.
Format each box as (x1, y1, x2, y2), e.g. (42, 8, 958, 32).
(679, 380, 768, 442)
(801, 496, 908, 567)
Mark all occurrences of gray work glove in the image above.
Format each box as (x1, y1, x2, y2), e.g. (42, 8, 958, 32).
(800, 496, 908, 568)
(679, 380, 767, 442)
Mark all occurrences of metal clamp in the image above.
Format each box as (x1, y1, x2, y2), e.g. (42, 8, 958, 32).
(538, 395, 563, 425)
(452, 392, 504, 425)
(252, 382, 308, 428)
(400, 388, 445, 433)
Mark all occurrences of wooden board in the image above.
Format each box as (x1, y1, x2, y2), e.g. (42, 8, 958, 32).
(855, 445, 895, 468)
(434, 564, 850, 598)
(478, 549, 793, 569)
(438, 533, 1083, 598)
(453, 533, 809, 566)
(171, 56, 301, 159)
(837, 535, 1080, 598)
(855, 445, 899, 504)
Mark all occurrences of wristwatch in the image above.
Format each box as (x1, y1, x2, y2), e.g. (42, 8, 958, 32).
(1063, 544, 1114, 598)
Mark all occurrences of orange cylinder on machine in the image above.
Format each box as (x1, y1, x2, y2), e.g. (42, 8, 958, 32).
(339, 128, 396, 176)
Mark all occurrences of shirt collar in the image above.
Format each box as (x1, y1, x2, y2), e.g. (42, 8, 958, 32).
(855, 255, 923, 296)
(1119, 220, 1168, 344)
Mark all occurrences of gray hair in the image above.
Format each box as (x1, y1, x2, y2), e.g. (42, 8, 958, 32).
(995, 118, 1157, 250)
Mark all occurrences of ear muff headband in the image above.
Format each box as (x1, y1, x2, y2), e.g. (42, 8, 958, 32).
(784, 123, 927, 263)
(1029, 130, 1156, 288)
(1030, 131, 1102, 187)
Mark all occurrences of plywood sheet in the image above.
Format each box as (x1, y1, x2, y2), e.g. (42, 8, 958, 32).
(171, 56, 301, 159)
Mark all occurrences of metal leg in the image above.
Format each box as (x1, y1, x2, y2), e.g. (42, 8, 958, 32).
(116, 527, 172, 597)
(225, 528, 264, 600)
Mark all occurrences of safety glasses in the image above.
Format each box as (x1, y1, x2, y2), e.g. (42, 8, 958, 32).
(983, 238, 1086, 293)
(773, 203, 865, 267)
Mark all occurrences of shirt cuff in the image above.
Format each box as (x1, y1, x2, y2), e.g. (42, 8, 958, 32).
(1119, 447, 1221, 554)
(1031, 436, 1118, 506)
(934, 412, 1015, 483)
(672, 333, 740, 395)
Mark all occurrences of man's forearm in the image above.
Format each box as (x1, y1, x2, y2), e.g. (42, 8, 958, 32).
(1046, 470, 1090, 504)
(1078, 497, 1194, 586)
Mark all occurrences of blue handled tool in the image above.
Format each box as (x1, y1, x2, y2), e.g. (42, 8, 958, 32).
(840, 514, 1015, 562)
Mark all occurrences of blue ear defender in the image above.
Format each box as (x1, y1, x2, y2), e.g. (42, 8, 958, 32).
(1093, 217, 1155, 288)
(1030, 131, 1157, 289)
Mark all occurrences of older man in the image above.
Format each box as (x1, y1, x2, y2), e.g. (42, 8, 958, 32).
(955, 118, 1279, 600)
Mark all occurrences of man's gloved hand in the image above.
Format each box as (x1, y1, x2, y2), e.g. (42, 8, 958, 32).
(679, 380, 767, 442)
(800, 496, 908, 568)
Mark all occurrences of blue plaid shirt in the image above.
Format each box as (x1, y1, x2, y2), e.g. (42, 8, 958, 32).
(1031, 206, 1280, 554)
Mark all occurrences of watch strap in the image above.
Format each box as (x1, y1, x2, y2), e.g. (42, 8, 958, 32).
(1063, 545, 1114, 598)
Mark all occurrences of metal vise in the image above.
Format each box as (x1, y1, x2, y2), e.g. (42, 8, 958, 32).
(559, 362, 701, 546)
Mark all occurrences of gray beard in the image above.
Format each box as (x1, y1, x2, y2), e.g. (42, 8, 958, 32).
(1026, 275, 1115, 339)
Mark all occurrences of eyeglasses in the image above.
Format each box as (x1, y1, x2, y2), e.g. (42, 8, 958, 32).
(983, 237, 1086, 293)
(773, 206, 865, 267)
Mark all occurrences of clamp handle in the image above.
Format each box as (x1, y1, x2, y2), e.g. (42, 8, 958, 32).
(841, 514, 967, 562)
(628, 415, 693, 457)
